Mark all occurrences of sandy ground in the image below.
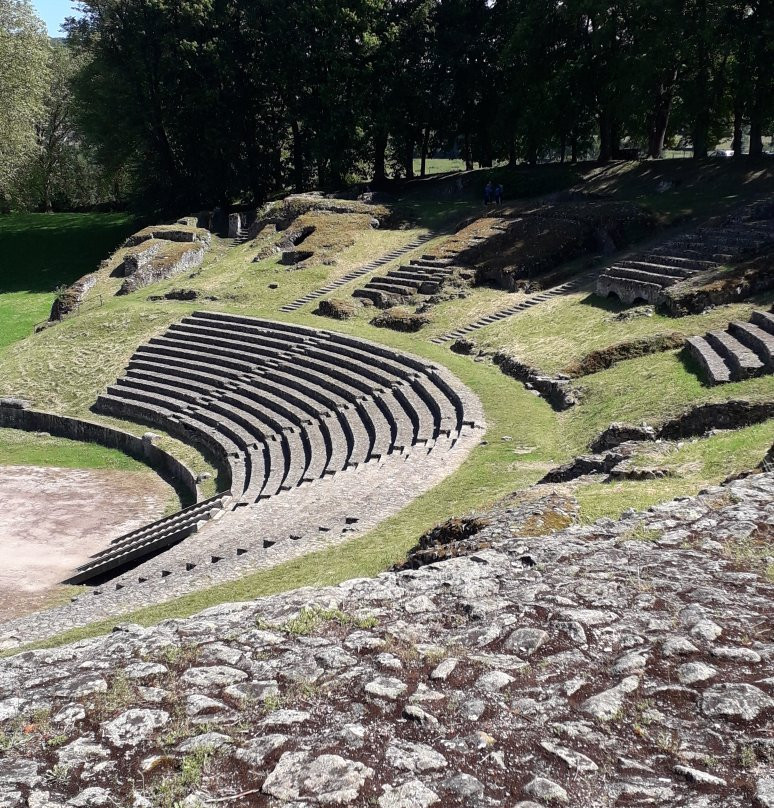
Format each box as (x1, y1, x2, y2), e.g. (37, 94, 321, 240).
(0, 465, 172, 621)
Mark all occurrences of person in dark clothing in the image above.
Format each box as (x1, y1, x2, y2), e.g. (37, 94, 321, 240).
(484, 180, 494, 206)
(494, 184, 503, 205)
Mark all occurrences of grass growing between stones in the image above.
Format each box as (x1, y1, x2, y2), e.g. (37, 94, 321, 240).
(472, 288, 774, 374)
(576, 420, 774, 521)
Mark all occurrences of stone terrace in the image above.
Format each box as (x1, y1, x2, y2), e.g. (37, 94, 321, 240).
(686, 309, 774, 385)
(0, 472, 772, 807)
(597, 200, 774, 306)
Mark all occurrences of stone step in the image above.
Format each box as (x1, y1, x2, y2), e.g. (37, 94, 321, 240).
(728, 321, 774, 368)
(363, 280, 416, 296)
(684, 337, 732, 385)
(705, 330, 765, 379)
(616, 260, 696, 278)
(371, 274, 426, 291)
(602, 266, 683, 287)
(94, 392, 246, 496)
(751, 310, 774, 336)
(641, 254, 715, 272)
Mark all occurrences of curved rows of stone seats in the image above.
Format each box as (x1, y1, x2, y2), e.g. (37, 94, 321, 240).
(280, 234, 435, 312)
(596, 202, 774, 306)
(79, 312, 480, 584)
(352, 255, 458, 308)
(685, 309, 774, 385)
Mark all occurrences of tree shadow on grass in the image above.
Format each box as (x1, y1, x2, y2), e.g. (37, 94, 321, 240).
(0, 213, 138, 294)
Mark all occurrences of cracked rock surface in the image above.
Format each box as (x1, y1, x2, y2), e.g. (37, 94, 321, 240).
(0, 473, 772, 807)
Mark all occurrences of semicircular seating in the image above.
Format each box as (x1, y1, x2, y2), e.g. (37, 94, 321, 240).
(76, 312, 482, 585)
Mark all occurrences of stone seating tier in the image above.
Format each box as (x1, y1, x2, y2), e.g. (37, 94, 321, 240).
(596, 206, 774, 306)
(684, 310, 774, 385)
(78, 312, 479, 585)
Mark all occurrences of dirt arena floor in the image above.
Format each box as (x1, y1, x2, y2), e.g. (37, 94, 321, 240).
(0, 465, 172, 621)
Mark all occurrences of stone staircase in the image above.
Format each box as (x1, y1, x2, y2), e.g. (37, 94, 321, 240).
(431, 272, 593, 344)
(79, 312, 483, 586)
(64, 494, 231, 585)
(685, 310, 774, 385)
(352, 255, 461, 308)
(597, 203, 774, 306)
(280, 234, 435, 312)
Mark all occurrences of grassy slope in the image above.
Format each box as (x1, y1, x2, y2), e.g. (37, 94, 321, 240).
(1, 159, 773, 651)
(0, 213, 138, 352)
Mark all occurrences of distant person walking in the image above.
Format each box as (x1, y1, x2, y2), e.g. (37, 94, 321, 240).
(483, 180, 494, 206)
(494, 184, 503, 206)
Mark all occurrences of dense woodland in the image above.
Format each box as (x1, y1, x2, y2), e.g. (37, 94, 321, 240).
(1, 0, 772, 212)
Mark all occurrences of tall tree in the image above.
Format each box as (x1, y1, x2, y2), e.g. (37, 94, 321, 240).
(0, 0, 50, 203)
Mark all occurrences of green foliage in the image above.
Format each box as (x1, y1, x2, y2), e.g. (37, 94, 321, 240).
(62, 0, 774, 210)
(8, 43, 115, 212)
(284, 606, 379, 635)
(0, 0, 51, 201)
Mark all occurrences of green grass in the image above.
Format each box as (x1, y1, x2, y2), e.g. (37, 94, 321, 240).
(576, 420, 774, 521)
(473, 288, 773, 375)
(1, 171, 773, 655)
(0, 428, 150, 471)
(412, 157, 468, 175)
(0, 213, 138, 353)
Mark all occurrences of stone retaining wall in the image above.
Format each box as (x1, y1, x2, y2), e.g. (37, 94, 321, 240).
(48, 274, 97, 322)
(492, 352, 578, 410)
(0, 402, 200, 505)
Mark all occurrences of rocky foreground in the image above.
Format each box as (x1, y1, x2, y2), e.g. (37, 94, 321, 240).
(1, 474, 773, 808)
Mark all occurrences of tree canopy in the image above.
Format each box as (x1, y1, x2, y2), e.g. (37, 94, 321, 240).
(6, 0, 774, 211)
(0, 0, 51, 199)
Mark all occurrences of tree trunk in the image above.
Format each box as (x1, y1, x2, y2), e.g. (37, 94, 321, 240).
(291, 121, 304, 192)
(749, 115, 763, 158)
(571, 133, 578, 163)
(478, 127, 493, 168)
(508, 137, 517, 167)
(692, 114, 710, 158)
(647, 67, 677, 159)
(692, 4, 710, 159)
(610, 120, 622, 159)
(731, 105, 743, 157)
(420, 127, 430, 177)
(373, 130, 387, 185)
(749, 67, 764, 158)
(404, 136, 414, 180)
(526, 134, 537, 166)
(598, 110, 612, 162)
(560, 132, 567, 163)
(463, 130, 473, 171)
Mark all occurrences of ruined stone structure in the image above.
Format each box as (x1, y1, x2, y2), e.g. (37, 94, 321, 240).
(352, 255, 465, 309)
(281, 235, 436, 313)
(596, 201, 774, 306)
(685, 310, 774, 385)
(0, 314, 483, 642)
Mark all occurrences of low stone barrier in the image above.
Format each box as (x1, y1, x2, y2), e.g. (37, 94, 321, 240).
(48, 274, 97, 321)
(0, 401, 200, 505)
